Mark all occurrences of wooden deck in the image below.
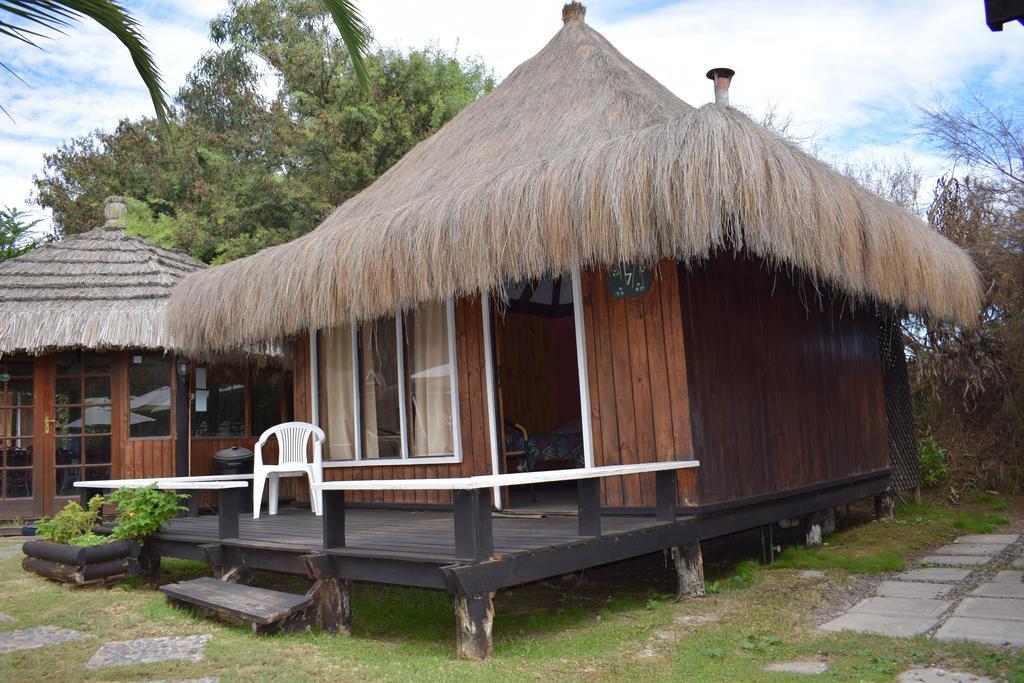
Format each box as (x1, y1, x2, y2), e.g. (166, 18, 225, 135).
(156, 508, 664, 562)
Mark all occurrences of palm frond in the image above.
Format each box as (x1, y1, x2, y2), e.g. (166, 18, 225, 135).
(321, 0, 371, 93)
(1, 0, 170, 132)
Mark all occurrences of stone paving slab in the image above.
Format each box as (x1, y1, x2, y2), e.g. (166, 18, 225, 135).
(847, 596, 952, 619)
(970, 582, 1024, 599)
(935, 616, 1024, 648)
(920, 555, 991, 567)
(85, 634, 212, 669)
(877, 581, 955, 599)
(1013, 559, 1024, 569)
(821, 612, 938, 637)
(898, 667, 992, 682)
(0, 613, 13, 623)
(0, 626, 86, 654)
(954, 534, 1019, 545)
(0, 549, 21, 558)
(139, 679, 218, 683)
(993, 571, 1023, 583)
(764, 660, 828, 674)
(933, 543, 1007, 556)
(893, 568, 972, 583)
(953, 597, 1024, 621)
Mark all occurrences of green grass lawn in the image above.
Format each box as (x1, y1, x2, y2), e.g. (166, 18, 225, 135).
(0, 497, 1021, 682)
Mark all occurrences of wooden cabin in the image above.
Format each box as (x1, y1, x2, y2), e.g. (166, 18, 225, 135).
(169, 4, 978, 519)
(152, 3, 980, 657)
(0, 198, 293, 519)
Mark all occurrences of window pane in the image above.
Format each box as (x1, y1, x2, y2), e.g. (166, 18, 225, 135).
(84, 465, 111, 482)
(55, 351, 81, 376)
(84, 353, 111, 374)
(191, 367, 246, 437)
(405, 302, 456, 457)
(85, 377, 111, 405)
(55, 467, 79, 497)
(360, 318, 402, 459)
(5, 469, 32, 499)
(322, 328, 356, 460)
(251, 369, 282, 438)
(56, 406, 82, 435)
(85, 435, 111, 465)
(55, 438, 81, 465)
(5, 440, 32, 467)
(129, 355, 172, 438)
(5, 378, 33, 406)
(55, 377, 80, 406)
(82, 406, 113, 434)
(4, 358, 33, 377)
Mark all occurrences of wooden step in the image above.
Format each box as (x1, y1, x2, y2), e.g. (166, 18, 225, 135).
(160, 577, 313, 629)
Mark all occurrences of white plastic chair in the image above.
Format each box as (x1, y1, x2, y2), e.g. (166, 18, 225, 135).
(252, 422, 326, 519)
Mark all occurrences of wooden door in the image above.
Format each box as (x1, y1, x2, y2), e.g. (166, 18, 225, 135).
(44, 351, 119, 515)
(0, 355, 44, 519)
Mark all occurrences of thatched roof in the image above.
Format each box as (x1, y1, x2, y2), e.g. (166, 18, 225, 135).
(0, 198, 204, 354)
(168, 3, 981, 353)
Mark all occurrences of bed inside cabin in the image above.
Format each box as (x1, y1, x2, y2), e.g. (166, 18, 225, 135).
(496, 275, 585, 511)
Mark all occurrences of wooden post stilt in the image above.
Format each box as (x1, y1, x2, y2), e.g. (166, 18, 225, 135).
(671, 542, 705, 601)
(309, 578, 352, 635)
(137, 543, 161, 586)
(804, 512, 824, 548)
(455, 592, 494, 660)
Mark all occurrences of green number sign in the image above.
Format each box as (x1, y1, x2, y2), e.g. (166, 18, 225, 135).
(607, 263, 653, 299)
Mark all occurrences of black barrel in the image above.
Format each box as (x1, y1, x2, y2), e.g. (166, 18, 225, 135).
(213, 446, 254, 513)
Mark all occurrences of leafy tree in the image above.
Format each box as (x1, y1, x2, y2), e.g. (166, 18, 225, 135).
(1, 0, 370, 124)
(32, 0, 493, 264)
(0, 205, 48, 260)
(908, 94, 1024, 494)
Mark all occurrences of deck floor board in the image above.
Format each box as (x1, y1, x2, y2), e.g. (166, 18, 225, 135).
(155, 508, 661, 561)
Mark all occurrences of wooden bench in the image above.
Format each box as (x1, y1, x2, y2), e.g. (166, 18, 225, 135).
(161, 576, 319, 636)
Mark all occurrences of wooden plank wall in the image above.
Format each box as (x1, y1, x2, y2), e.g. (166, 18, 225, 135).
(580, 261, 696, 508)
(496, 312, 580, 433)
(317, 297, 493, 504)
(679, 254, 889, 505)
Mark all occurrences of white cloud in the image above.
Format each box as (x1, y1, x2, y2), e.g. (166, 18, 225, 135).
(2, 0, 1021, 229)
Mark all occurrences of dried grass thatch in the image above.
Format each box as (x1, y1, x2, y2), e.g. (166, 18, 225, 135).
(0, 221, 204, 354)
(169, 5, 981, 354)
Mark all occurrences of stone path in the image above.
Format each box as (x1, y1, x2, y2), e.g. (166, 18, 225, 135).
(85, 634, 212, 669)
(0, 626, 86, 654)
(821, 533, 1023, 648)
(0, 613, 13, 623)
(898, 667, 993, 682)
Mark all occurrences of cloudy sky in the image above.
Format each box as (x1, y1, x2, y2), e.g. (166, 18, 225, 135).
(1, 0, 1022, 231)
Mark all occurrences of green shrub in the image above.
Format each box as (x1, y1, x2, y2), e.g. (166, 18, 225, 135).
(36, 496, 104, 544)
(109, 485, 188, 542)
(918, 435, 950, 487)
(68, 533, 111, 547)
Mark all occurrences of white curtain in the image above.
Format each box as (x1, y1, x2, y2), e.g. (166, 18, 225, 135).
(407, 302, 455, 457)
(322, 327, 355, 460)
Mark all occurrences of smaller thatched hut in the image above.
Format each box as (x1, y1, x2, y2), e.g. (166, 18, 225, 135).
(0, 198, 294, 519)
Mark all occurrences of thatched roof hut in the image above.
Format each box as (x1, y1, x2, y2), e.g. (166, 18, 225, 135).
(0, 197, 204, 354)
(169, 2, 981, 353)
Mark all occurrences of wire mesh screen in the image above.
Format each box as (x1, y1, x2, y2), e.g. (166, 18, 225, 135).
(878, 310, 922, 492)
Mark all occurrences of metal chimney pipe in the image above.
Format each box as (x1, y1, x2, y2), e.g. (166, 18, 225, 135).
(706, 68, 735, 106)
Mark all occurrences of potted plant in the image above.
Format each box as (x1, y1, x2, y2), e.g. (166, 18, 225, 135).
(22, 486, 187, 586)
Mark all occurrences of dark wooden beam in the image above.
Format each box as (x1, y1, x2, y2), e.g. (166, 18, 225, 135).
(453, 489, 493, 563)
(323, 490, 347, 549)
(577, 478, 601, 536)
(174, 358, 190, 477)
(655, 470, 677, 522)
(218, 489, 239, 540)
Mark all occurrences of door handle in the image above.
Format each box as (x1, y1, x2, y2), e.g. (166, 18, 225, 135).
(44, 417, 57, 434)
